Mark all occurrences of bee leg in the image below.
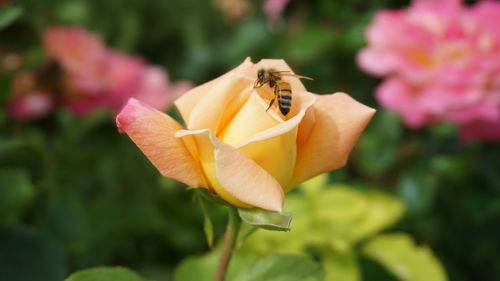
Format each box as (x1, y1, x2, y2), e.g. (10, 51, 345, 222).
(266, 98, 275, 111)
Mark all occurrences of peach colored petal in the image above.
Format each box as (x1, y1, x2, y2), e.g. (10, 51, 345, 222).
(116, 98, 207, 187)
(176, 129, 284, 211)
(222, 91, 316, 187)
(236, 92, 316, 147)
(188, 73, 254, 133)
(174, 58, 253, 125)
(219, 91, 282, 145)
(289, 93, 376, 190)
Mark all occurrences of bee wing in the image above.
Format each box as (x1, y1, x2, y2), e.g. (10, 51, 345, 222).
(271, 71, 314, 80)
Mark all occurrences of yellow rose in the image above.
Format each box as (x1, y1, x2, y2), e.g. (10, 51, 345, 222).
(116, 58, 375, 212)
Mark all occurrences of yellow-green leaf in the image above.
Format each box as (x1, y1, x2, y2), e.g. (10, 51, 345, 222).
(238, 208, 292, 231)
(363, 233, 448, 281)
(322, 250, 360, 281)
(65, 267, 146, 281)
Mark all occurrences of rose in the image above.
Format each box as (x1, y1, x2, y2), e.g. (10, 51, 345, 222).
(42, 26, 189, 116)
(357, 0, 500, 141)
(116, 58, 375, 211)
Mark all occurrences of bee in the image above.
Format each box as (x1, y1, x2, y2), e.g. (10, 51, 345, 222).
(254, 68, 313, 116)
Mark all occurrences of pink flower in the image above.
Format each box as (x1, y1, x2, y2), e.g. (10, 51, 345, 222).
(41, 26, 183, 116)
(7, 72, 53, 121)
(43, 26, 108, 94)
(264, 0, 290, 21)
(358, 0, 500, 141)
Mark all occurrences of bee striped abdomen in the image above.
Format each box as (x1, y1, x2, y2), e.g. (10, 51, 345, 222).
(277, 81, 292, 115)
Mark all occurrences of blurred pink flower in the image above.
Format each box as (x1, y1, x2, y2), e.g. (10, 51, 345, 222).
(7, 72, 53, 121)
(358, 0, 500, 141)
(39, 26, 187, 116)
(43, 26, 108, 94)
(264, 0, 290, 21)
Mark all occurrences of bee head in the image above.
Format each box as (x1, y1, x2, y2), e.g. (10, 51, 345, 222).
(257, 69, 265, 80)
(254, 69, 266, 88)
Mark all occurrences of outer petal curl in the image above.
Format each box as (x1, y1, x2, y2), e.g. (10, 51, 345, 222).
(116, 98, 206, 187)
(289, 93, 376, 189)
(176, 129, 284, 212)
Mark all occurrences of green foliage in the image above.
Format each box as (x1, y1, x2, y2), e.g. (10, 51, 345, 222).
(196, 192, 215, 248)
(0, 225, 67, 281)
(234, 255, 324, 281)
(240, 176, 447, 281)
(363, 233, 447, 281)
(0, 169, 34, 222)
(173, 248, 252, 281)
(174, 250, 323, 281)
(238, 208, 292, 231)
(65, 267, 148, 281)
(321, 250, 360, 281)
(0, 5, 23, 30)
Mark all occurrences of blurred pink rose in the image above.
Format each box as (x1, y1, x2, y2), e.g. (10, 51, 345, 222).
(7, 72, 53, 121)
(43, 26, 108, 94)
(264, 0, 290, 21)
(358, 0, 500, 141)
(40, 26, 187, 116)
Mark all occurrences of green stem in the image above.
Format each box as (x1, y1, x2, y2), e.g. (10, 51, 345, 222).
(215, 207, 241, 281)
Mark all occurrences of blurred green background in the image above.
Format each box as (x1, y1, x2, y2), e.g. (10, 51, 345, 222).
(1, 0, 499, 281)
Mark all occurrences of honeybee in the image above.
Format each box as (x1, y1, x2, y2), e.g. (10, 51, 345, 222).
(254, 68, 313, 116)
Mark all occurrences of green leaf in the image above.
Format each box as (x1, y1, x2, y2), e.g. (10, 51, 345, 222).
(239, 197, 309, 256)
(0, 5, 23, 30)
(300, 174, 329, 196)
(0, 169, 35, 221)
(396, 170, 437, 215)
(195, 191, 214, 247)
(314, 186, 405, 250)
(238, 208, 292, 231)
(355, 111, 402, 176)
(363, 233, 448, 281)
(65, 267, 147, 281)
(234, 255, 324, 281)
(322, 250, 360, 281)
(288, 25, 337, 62)
(55, 0, 89, 25)
(195, 188, 228, 205)
(174, 248, 252, 281)
(0, 225, 67, 281)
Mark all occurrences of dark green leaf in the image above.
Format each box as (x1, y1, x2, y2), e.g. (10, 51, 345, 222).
(195, 188, 228, 205)
(195, 191, 214, 247)
(234, 255, 324, 281)
(65, 267, 147, 281)
(0, 225, 67, 281)
(396, 170, 437, 215)
(238, 208, 292, 231)
(0, 169, 34, 221)
(0, 5, 23, 30)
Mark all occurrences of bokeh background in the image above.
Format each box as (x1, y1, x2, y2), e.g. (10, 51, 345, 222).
(1, 0, 499, 280)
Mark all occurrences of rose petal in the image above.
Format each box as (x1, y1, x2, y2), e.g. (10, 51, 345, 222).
(174, 58, 253, 125)
(357, 48, 395, 77)
(176, 129, 284, 211)
(187, 73, 254, 134)
(227, 92, 316, 187)
(289, 93, 376, 189)
(116, 98, 206, 187)
(376, 77, 429, 128)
